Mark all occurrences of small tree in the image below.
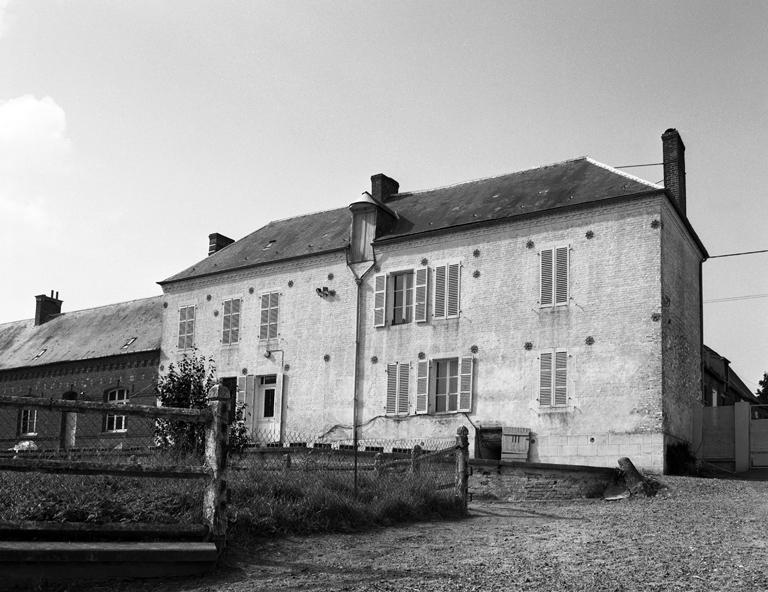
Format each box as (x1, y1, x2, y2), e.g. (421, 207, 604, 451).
(154, 351, 217, 455)
(757, 372, 768, 405)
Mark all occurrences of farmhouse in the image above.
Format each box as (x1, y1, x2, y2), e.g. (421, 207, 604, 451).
(0, 294, 162, 451)
(159, 129, 707, 472)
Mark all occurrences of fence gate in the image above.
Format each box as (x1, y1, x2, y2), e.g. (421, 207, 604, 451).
(750, 405, 768, 468)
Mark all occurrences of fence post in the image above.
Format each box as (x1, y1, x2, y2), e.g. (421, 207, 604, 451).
(203, 384, 230, 553)
(282, 452, 292, 471)
(411, 444, 422, 474)
(455, 426, 469, 510)
(373, 452, 382, 477)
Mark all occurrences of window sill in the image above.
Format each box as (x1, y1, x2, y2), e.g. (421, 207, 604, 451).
(538, 406, 571, 414)
(101, 430, 128, 435)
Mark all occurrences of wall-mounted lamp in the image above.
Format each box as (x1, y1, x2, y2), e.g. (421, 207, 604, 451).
(264, 350, 272, 358)
(316, 286, 336, 298)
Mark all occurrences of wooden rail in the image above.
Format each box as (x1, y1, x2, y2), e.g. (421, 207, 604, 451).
(0, 458, 211, 479)
(0, 395, 211, 423)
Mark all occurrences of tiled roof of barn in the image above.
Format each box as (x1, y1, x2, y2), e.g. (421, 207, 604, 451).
(0, 296, 162, 371)
(161, 157, 665, 284)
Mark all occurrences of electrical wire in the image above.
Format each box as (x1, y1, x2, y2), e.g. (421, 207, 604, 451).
(703, 293, 768, 304)
(708, 249, 768, 259)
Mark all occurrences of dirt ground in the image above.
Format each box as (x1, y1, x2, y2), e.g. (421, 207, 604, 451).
(64, 476, 768, 591)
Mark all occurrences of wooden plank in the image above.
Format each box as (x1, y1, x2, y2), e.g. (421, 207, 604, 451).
(0, 521, 208, 539)
(0, 541, 219, 563)
(0, 395, 211, 423)
(0, 458, 211, 479)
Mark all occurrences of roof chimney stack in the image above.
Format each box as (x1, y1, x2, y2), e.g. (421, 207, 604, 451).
(208, 233, 234, 256)
(370, 174, 399, 203)
(662, 128, 686, 215)
(35, 291, 62, 326)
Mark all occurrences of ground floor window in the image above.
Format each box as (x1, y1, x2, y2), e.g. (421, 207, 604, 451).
(105, 388, 128, 432)
(19, 408, 37, 435)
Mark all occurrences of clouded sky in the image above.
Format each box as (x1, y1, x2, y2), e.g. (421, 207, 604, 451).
(1, 1, 766, 389)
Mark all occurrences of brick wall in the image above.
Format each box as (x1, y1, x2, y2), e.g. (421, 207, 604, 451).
(469, 459, 616, 501)
(0, 351, 160, 449)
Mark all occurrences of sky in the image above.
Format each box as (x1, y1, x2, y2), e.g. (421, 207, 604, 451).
(0, 1, 766, 390)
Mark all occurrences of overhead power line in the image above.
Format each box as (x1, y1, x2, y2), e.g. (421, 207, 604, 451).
(708, 249, 768, 259)
(704, 293, 768, 304)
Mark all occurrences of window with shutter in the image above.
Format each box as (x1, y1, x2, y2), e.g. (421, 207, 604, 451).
(373, 273, 386, 327)
(458, 356, 473, 412)
(386, 363, 398, 415)
(539, 349, 567, 407)
(414, 268, 429, 323)
(540, 247, 569, 307)
(416, 360, 429, 414)
(391, 272, 414, 325)
(260, 292, 279, 339)
(539, 352, 552, 406)
(554, 350, 568, 405)
(434, 263, 460, 320)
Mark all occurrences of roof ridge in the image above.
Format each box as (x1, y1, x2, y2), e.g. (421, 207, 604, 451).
(260, 205, 349, 228)
(0, 295, 164, 325)
(585, 157, 663, 189)
(398, 156, 589, 196)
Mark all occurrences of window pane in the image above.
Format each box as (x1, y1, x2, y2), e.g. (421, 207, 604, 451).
(435, 395, 446, 413)
(223, 299, 231, 315)
(232, 299, 241, 313)
(263, 388, 275, 418)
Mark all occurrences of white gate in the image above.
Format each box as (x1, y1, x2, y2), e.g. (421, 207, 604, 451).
(750, 406, 768, 468)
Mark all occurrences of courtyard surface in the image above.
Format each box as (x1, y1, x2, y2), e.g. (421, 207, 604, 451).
(50, 475, 768, 592)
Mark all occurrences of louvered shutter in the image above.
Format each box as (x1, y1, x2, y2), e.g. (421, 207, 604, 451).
(458, 356, 473, 412)
(555, 247, 569, 305)
(447, 263, 460, 318)
(259, 294, 269, 339)
(386, 363, 398, 415)
(236, 376, 246, 406)
(434, 265, 447, 319)
(245, 374, 256, 430)
(416, 360, 429, 414)
(539, 352, 552, 406)
(397, 362, 410, 414)
(540, 249, 553, 306)
(554, 350, 568, 405)
(373, 273, 387, 327)
(414, 268, 429, 323)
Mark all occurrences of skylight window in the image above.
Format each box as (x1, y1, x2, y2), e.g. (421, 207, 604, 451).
(120, 337, 137, 350)
(263, 240, 276, 250)
(32, 348, 47, 360)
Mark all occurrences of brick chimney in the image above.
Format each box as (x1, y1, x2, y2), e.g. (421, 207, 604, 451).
(662, 128, 686, 215)
(208, 233, 234, 256)
(370, 174, 399, 202)
(35, 291, 62, 326)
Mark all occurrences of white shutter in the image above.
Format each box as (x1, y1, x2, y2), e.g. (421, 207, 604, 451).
(433, 265, 447, 319)
(414, 268, 429, 323)
(397, 362, 410, 414)
(555, 247, 569, 305)
(236, 376, 246, 406)
(386, 363, 398, 415)
(540, 249, 553, 306)
(245, 374, 256, 430)
(458, 356, 473, 412)
(416, 360, 429, 414)
(373, 273, 387, 327)
(554, 350, 567, 405)
(447, 263, 460, 318)
(539, 352, 552, 406)
(274, 373, 284, 442)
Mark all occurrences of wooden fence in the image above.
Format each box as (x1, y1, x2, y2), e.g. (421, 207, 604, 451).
(0, 384, 230, 550)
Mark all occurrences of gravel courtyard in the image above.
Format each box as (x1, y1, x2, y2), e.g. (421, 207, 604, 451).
(70, 475, 768, 592)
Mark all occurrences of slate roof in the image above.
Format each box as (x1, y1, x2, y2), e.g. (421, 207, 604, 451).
(0, 296, 162, 371)
(160, 157, 674, 284)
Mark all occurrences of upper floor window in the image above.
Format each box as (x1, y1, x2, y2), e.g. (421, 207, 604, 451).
(260, 292, 279, 340)
(385, 362, 410, 415)
(222, 298, 241, 345)
(105, 388, 128, 432)
(19, 408, 37, 435)
(540, 247, 569, 306)
(433, 263, 460, 320)
(539, 350, 567, 406)
(178, 305, 195, 349)
(415, 356, 473, 415)
(372, 266, 433, 327)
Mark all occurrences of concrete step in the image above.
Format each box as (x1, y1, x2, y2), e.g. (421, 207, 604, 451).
(0, 541, 219, 586)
